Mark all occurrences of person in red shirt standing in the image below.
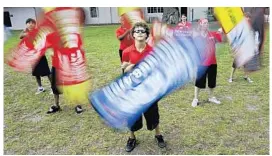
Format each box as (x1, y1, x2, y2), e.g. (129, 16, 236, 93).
(20, 18, 52, 95)
(43, 7, 86, 114)
(174, 14, 193, 42)
(176, 14, 192, 29)
(116, 16, 134, 73)
(191, 18, 223, 107)
(121, 22, 166, 152)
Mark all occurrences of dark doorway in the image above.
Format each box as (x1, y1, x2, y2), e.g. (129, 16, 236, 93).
(4, 11, 12, 27)
(180, 7, 187, 17)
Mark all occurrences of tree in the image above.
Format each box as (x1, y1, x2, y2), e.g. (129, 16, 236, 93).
(162, 7, 180, 25)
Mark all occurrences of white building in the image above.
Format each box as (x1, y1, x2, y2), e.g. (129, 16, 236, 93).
(4, 7, 42, 30)
(144, 7, 210, 22)
(83, 7, 120, 25)
(4, 7, 268, 30)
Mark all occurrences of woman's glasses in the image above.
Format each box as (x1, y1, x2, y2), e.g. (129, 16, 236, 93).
(134, 29, 146, 34)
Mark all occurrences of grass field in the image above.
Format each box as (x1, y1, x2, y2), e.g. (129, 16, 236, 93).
(4, 24, 270, 155)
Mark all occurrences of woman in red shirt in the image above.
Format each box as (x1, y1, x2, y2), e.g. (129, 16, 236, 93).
(116, 16, 134, 73)
(176, 14, 192, 29)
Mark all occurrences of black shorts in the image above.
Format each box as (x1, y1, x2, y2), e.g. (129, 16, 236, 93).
(130, 101, 160, 132)
(244, 54, 261, 72)
(232, 61, 237, 68)
(119, 49, 123, 62)
(32, 56, 51, 77)
(51, 67, 62, 95)
(119, 49, 125, 74)
(195, 64, 217, 89)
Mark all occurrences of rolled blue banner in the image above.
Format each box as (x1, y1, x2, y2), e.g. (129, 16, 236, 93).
(89, 34, 206, 130)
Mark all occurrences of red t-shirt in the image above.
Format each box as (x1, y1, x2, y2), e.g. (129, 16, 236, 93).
(47, 32, 84, 69)
(201, 31, 222, 66)
(45, 32, 60, 68)
(174, 22, 192, 37)
(20, 28, 32, 39)
(116, 27, 134, 50)
(122, 44, 153, 64)
(176, 22, 192, 29)
(43, 7, 84, 69)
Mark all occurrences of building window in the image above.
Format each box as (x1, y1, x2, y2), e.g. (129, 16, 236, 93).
(147, 7, 164, 13)
(90, 7, 98, 18)
(265, 7, 269, 15)
(207, 7, 216, 21)
(207, 7, 214, 15)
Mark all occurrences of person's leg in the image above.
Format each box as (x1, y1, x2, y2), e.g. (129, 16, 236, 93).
(126, 131, 137, 152)
(47, 75, 52, 84)
(35, 76, 45, 94)
(208, 87, 214, 98)
(154, 124, 166, 148)
(47, 74, 54, 94)
(229, 67, 236, 82)
(35, 56, 50, 94)
(244, 71, 253, 83)
(119, 49, 123, 62)
(208, 89, 220, 103)
(47, 67, 61, 114)
(244, 70, 249, 78)
(155, 124, 161, 136)
(54, 94, 60, 108)
(144, 101, 160, 131)
(130, 131, 136, 139)
(144, 101, 166, 148)
(125, 116, 142, 152)
(229, 61, 237, 82)
(192, 86, 200, 107)
(36, 76, 42, 87)
(192, 66, 207, 107)
(119, 49, 124, 74)
(208, 64, 220, 104)
(47, 93, 61, 114)
(194, 87, 200, 100)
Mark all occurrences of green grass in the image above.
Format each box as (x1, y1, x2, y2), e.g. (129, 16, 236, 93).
(4, 24, 269, 155)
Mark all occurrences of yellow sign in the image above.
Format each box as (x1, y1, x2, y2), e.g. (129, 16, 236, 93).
(59, 80, 91, 105)
(214, 7, 244, 33)
(118, 7, 140, 16)
(43, 7, 56, 13)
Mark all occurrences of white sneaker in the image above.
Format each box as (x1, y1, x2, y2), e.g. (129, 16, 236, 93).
(208, 97, 221, 104)
(191, 99, 198, 107)
(244, 77, 253, 83)
(35, 87, 45, 95)
(228, 78, 233, 83)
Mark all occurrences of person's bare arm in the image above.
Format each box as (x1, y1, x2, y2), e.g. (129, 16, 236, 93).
(118, 29, 130, 40)
(217, 28, 227, 43)
(124, 63, 135, 73)
(121, 61, 130, 70)
(19, 30, 28, 39)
